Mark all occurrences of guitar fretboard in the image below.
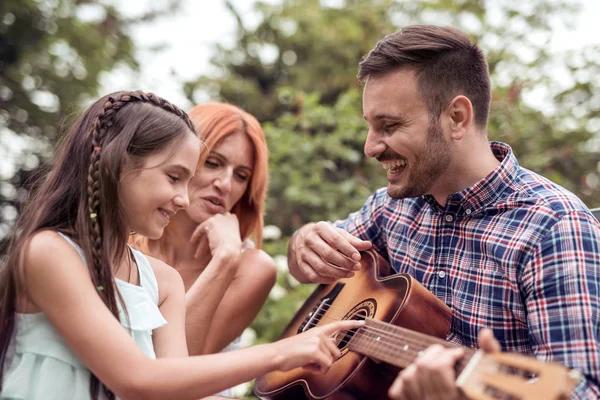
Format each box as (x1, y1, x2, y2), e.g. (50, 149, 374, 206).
(347, 318, 475, 373)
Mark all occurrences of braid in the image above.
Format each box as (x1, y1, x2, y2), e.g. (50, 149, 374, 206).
(87, 96, 113, 300)
(84, 90, 194, 400)
(86, 91, 195, 283)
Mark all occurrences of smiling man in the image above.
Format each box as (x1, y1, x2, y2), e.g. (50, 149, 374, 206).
(287, 25, 600, 399)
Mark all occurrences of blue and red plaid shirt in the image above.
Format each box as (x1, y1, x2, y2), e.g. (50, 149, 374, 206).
(336, 142, 600, 399)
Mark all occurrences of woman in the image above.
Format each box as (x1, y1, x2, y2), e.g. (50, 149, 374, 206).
(132, 103, 276, 358)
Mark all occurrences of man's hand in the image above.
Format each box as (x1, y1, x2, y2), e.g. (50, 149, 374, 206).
(388, 328, 501, 400)
(288, 222, 372, 284)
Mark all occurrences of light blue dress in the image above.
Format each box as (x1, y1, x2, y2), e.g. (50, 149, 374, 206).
(1, 233, 167, 400)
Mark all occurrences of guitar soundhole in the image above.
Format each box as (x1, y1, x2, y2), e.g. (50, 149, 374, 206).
(336, 299, 376, 357)
(336, 310, 368, 351)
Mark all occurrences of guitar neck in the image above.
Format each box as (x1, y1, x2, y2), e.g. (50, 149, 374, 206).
(347, 318, 475, 373)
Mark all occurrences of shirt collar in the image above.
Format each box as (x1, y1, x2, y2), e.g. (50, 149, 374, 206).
(423, 142, 519, 215)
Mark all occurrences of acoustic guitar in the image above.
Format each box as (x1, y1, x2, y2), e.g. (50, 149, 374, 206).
(254, 250, 581, 400)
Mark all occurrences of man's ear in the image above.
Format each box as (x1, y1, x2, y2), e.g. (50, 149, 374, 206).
(445, 95, 473, 140)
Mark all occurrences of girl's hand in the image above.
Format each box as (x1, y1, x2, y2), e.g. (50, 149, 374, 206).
(272, 319, 365, 374)
(190, 212, 243, 261)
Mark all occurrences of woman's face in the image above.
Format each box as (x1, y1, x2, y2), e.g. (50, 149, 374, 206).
(184, 130, 255, 223)
(120, 132, 200, 239)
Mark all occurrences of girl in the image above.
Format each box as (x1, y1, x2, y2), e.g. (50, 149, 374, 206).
(132, 103, 275, 360)
(0, 91, 361, 400)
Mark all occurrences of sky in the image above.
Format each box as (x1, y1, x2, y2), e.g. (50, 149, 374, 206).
(98, 0, 270, 108)
(99, 0, 600, 111)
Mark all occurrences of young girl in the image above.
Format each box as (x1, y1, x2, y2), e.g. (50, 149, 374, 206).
(131, 103, 275, 361)
(0, 90, 361, 400)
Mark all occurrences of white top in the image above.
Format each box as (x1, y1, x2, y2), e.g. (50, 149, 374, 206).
(1, 232, 167, 400)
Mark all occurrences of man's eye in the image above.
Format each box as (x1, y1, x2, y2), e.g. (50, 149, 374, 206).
(168, 175, 179, 182)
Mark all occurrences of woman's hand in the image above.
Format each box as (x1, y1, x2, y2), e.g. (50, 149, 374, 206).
(271, 319, 365, 374)
(190, 212, 243, 263)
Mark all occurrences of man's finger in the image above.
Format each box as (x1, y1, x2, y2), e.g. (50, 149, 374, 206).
(301, 249, 352, 279)
(478, 328, 501, 353)
(304, 234, 358, 271)
(313, 222, 362, 261)
(338, 228, 373, 252)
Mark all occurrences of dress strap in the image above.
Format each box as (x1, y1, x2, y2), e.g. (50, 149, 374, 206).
(129, 247, 160, 306)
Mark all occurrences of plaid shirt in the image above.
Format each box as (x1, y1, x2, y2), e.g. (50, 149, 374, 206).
(336, 142, 600, 399)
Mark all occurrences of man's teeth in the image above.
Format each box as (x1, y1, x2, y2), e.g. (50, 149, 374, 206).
(381, 159, 407, 170)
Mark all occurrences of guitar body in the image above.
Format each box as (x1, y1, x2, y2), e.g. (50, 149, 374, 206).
(254, 250, 453, 400)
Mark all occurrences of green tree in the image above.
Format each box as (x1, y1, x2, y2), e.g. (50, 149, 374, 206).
(0, 0, 181, 250)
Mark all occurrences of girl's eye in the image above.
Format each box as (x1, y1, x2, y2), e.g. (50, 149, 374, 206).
(168, 174, 179, 182)
(205, 159, 219, 168)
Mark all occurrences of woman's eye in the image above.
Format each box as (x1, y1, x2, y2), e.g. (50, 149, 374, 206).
(168, 174, 179, 182)
(205, 160, 219, 168)
(236, 173, 249, 182)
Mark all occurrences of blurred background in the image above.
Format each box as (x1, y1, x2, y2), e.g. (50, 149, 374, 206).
(2, 0, 600, 397)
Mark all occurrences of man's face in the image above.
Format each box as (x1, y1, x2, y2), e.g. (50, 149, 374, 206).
(363, 68, 452, 199)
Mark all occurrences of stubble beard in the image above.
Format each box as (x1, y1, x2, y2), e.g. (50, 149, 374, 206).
(387, 119, 452, 199)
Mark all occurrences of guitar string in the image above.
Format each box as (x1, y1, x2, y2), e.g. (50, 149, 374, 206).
(332, 321, 455, 353)
(295, 298, 477, 369)
(337, 326, 474, 370)
(300, 316, 475, 370)
(301, 307, 452, 353)
(327, 325, 469, 369)
(339, 327, 448, 365)
(306, 317, 449, 354)
(300, 299, 377, 318)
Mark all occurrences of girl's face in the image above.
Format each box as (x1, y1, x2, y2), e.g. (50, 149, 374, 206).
(120, 132, 200, 239)
(184, 130, 255, 223)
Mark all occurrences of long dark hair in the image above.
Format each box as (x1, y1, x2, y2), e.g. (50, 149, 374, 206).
(0, 91, 197, 399)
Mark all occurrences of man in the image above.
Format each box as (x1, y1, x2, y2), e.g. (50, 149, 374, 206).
(287, 25, 600, 399)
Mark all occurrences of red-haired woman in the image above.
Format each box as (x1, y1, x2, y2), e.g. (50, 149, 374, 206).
(131, 103, 276, 365)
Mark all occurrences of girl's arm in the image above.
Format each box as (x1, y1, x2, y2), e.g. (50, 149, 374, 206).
(24, 231, 360, 400)
(149, 256, 188, 357)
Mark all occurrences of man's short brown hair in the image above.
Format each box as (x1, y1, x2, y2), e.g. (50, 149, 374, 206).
(358, 25, 491, 128)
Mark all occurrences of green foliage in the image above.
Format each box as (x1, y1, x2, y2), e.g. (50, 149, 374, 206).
(265, 88, 386, 235)
(0, 0, 180, 245)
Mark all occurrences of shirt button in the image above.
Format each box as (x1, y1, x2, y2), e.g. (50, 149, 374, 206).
(445, 215, 454, 222)
(465, 209, 472, 215)
(438, 270, 446, 279)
